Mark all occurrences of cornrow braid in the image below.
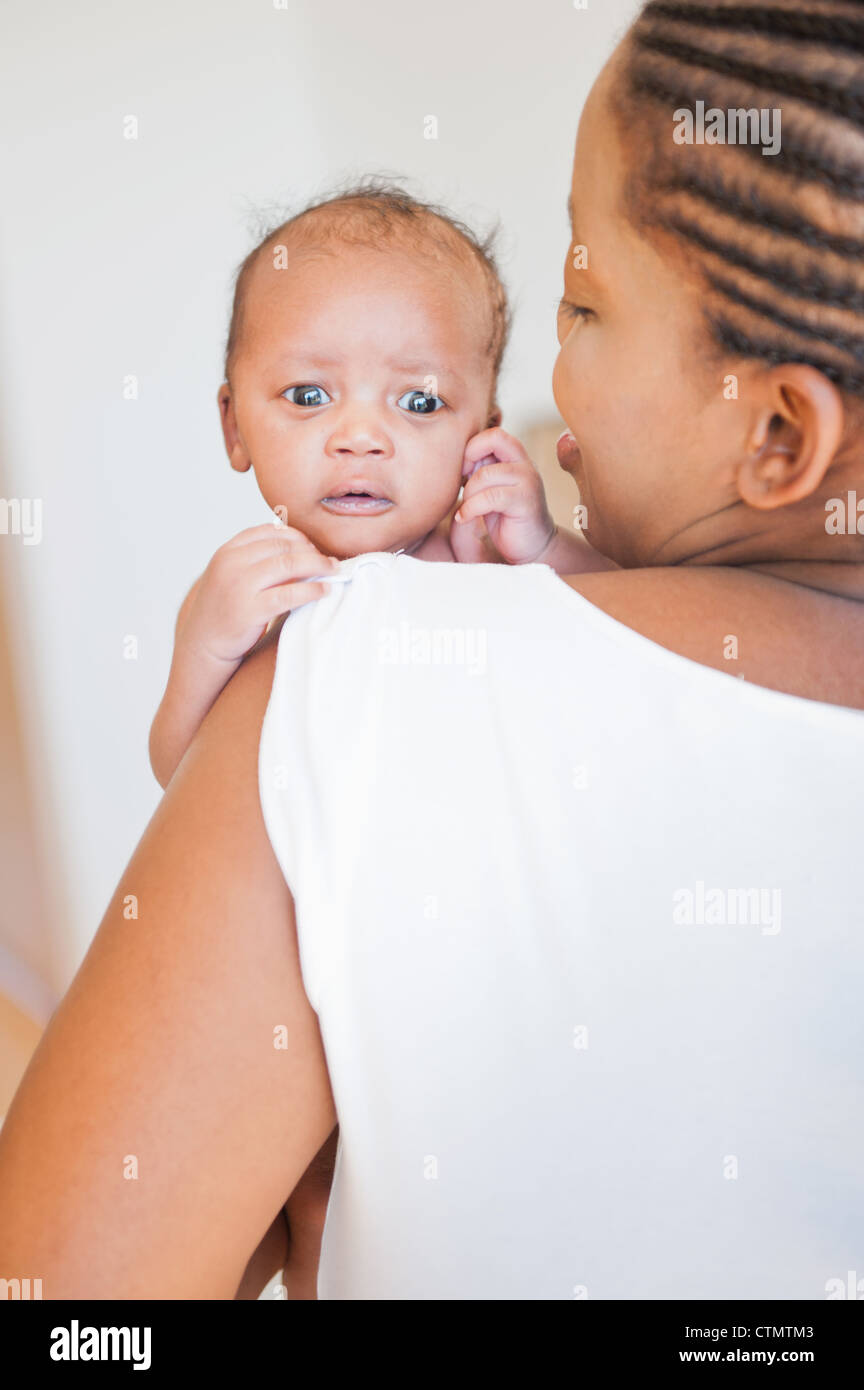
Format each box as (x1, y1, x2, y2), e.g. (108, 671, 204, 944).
(709, 315, 864, 396)
(662, 209, 864, 312)
(636, 32, 864, 127)
(645, 4, 864, 53)
(618, 1, 864, 398)
(706, 269, 864, 360)
(659, 169, 864, 258)
(627, 67, 864, 198)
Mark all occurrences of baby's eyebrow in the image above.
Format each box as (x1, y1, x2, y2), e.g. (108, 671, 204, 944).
(269, 348, 468, 389)
(388, 360, 466, 386)
(276, 351, 343, 367)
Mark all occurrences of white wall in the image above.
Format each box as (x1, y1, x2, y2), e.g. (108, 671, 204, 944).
(0, 0, 639, 986)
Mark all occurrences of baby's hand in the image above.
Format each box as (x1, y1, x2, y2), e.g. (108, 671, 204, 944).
(450, 428, 557, 566)
(180, 522, 340, 666)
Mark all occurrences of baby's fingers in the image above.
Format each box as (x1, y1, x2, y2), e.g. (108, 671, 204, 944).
(208, 528, 338, 594)
(248, 543, 339, 594)
(260, 578, 333, 618)
(455, 482, 524, 525)
(460, 461, 521, 499)
(462, 427, 530, 478)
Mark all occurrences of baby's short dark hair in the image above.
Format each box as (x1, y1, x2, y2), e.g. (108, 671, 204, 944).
(222, 175, 511, 408)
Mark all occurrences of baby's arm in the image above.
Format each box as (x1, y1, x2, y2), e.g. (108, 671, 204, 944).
(149, 575, 225, 788)
(528, 523, 620, 575)
(149, 523, 339, 789)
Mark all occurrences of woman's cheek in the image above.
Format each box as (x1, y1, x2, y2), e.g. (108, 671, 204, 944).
(552, 350, 574, 424)
(554, 344, 595, 438)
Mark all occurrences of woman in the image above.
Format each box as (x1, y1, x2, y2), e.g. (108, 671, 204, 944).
(2, 2, 863, 1298)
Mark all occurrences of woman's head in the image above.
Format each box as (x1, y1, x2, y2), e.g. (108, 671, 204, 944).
(554, 1, 864, 569)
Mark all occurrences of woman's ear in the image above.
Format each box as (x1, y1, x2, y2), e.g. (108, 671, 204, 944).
(737, 363, 844, 510)
(217, 383, 253, 474)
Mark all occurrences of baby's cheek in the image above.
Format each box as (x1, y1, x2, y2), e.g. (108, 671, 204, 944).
(414, 464, 463, 520)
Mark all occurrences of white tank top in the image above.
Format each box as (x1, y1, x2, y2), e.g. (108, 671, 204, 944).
(258, 550, 864, 1300)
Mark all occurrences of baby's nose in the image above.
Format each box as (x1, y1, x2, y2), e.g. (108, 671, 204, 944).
(333, 439, 386, 455)
(328, 416, 392, 456)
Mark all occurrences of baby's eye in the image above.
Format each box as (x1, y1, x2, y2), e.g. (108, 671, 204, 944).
(283, 384, 332, 407)
(397, 389, 445, 414)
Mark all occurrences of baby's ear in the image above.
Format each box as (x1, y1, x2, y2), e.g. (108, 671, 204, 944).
(217, 383, 252, 474)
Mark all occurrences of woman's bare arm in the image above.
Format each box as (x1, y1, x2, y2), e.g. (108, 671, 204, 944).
(0, 632, 336, 1299)
(234, 1207, 289, 1299)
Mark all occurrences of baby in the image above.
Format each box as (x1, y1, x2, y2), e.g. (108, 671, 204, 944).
(149, 181, 614, 1297)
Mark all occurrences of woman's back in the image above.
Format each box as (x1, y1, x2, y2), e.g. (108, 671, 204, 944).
(259, 551, 864, 1299)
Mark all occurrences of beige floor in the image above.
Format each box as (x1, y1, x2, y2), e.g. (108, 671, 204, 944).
(0, 992, 42, 1122)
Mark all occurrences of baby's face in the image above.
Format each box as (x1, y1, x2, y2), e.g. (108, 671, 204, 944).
(219, 242, 498, 558)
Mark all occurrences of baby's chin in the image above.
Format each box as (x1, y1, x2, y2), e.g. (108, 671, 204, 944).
(294, 505, 436, 561)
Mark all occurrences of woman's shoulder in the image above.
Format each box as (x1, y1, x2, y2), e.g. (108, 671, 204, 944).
(559, 564, 864, 712)
(262, 551, 864, 714)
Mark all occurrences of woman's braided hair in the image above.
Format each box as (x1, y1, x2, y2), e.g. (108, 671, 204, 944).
(617, 1, 864, 396)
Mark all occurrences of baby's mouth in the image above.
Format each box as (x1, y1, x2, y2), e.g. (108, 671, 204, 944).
(320, 485, 394, 516)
